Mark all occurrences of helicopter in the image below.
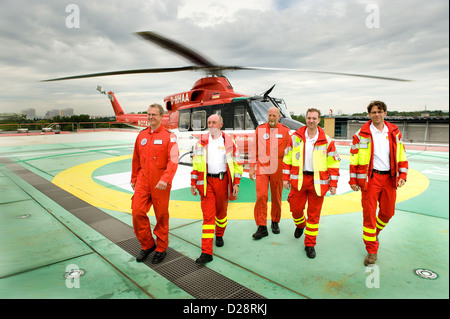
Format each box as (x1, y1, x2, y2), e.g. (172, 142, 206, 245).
(43, 31, 410, 165)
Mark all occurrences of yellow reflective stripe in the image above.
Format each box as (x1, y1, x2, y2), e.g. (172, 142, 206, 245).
(203, 224, 215, 230)
(305, 222, 319, 236)
(363, 234, 377, 242)
(376, 216, 387, 226)
(202, 233, 214, 239)
(215, 216, 227, 223)
(293, 216, 305, 225)
(363, 226, 376, 234)
(216, 221, 227, 228)
(215, 216, 227, 228)
(305, 229, 318, 236)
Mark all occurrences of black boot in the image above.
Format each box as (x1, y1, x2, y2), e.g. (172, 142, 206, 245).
(294, 227, 304, 239)
(305, 246, 316, 259)
(196, 253, 213, 264)
(215, 236, 224, 247)
(252, 226, 268, 240)
(271, 221, 280, 234)
(136, 244, 156, 262)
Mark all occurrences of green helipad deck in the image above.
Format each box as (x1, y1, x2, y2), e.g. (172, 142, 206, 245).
(0, 131, 448, 302)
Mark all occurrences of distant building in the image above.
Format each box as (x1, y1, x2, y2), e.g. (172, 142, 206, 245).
(21, 108, 36, 119)
(45, 109, 60, 119)
(61, 108, 74, 117)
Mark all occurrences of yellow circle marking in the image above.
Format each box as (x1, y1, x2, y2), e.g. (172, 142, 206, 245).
(52, 156, 429, 220)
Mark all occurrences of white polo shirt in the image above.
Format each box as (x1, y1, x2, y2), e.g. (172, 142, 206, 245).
(207, 134, 227, 174)
(304, 129, 319, 172)
(370, 122, 391, 171)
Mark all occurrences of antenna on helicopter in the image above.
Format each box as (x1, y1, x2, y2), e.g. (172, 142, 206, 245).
(96, 85, 106, 94)
(96, 85, 115, 102)
(263, 84, 276, 99)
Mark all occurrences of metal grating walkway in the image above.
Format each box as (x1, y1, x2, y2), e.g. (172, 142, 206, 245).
(1, 158, 265, 299)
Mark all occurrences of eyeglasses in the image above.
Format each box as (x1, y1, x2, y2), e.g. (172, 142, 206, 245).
(370, 111, 385, 115)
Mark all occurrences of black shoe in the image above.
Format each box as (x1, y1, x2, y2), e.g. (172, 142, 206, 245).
(152, 251, 166, 264)
(215, 236, 224, 247)
(196, 253, 213, 264)
(305, 246, 316, 259)
(136, 245, 156, 262)
(252, 226, 268, 239)
(294, 227, 304, 239)
(271, 222, 280, 234)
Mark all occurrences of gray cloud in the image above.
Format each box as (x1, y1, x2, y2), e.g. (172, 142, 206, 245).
(0, 0, 448, 117)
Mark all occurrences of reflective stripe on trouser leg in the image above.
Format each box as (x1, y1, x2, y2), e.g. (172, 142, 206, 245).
(215, 216, 227, 237)
(304, 222, 319, 247)
(376, 174, 397, 235)
(302, 175, 324, 247)
(361, 173, 396, 254)
(200, 176, 229, 255)
(201, 224, 215, 255)
(287, 183, 307, 229)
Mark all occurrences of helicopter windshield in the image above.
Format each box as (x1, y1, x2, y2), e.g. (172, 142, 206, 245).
(248, 98, 290, 125)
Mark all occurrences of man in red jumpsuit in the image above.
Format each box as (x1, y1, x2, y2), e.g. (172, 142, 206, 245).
(131, 103, 179, 264)
(249, 107, 290, 239)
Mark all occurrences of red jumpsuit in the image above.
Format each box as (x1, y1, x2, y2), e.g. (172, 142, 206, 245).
(131, 126, 178, 253)
(349, 120, 408, 254)
(283, 126, 340, 247)
(191, 132, 242, 255)
(252, 123, 290, 226)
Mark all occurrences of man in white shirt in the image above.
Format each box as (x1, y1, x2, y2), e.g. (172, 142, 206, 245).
(349, 101, 408, 266)
(190, 114, 242, 263)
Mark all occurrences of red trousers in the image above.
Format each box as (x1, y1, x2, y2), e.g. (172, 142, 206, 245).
(131, 184, 170, 253)
(200, 176, 229, 255)
(254, 167, 283, 226)
(288, 175, 324, 247)
(361, 173, 397, 254)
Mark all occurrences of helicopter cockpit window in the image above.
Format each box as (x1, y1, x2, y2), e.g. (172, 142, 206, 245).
(178, 111, 191, 131)
(192, 110, 206, 131)
(234, 106, 254, 130)
(249, 99, 285, 125)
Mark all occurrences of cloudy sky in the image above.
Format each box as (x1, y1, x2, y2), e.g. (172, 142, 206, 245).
(0, 0, 448, 117)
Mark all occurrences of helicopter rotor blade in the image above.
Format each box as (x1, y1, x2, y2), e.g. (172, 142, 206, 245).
(41, 66, 202, 82)
(42, 65, 411, 82)
(41, 65, 254, 82)
(239, 66, 412, 82)
(136, 31, 216, 67)
(42, 31, 411, 83)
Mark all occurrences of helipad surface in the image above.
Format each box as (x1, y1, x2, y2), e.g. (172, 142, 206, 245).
(0, 131, 448, 303)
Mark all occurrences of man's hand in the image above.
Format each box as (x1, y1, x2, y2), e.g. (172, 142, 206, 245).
(249, 166, 256, 181)
(232, 184, 239, 197)
(155, 180, 168, 190)
(397, 178, 406, 188)
(329, 186, 336, 195)
(283, 180, 290, 190)
(131, 182, 136, 190)
(190, 185, 197, 196)
(350, 184, 360, 191)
